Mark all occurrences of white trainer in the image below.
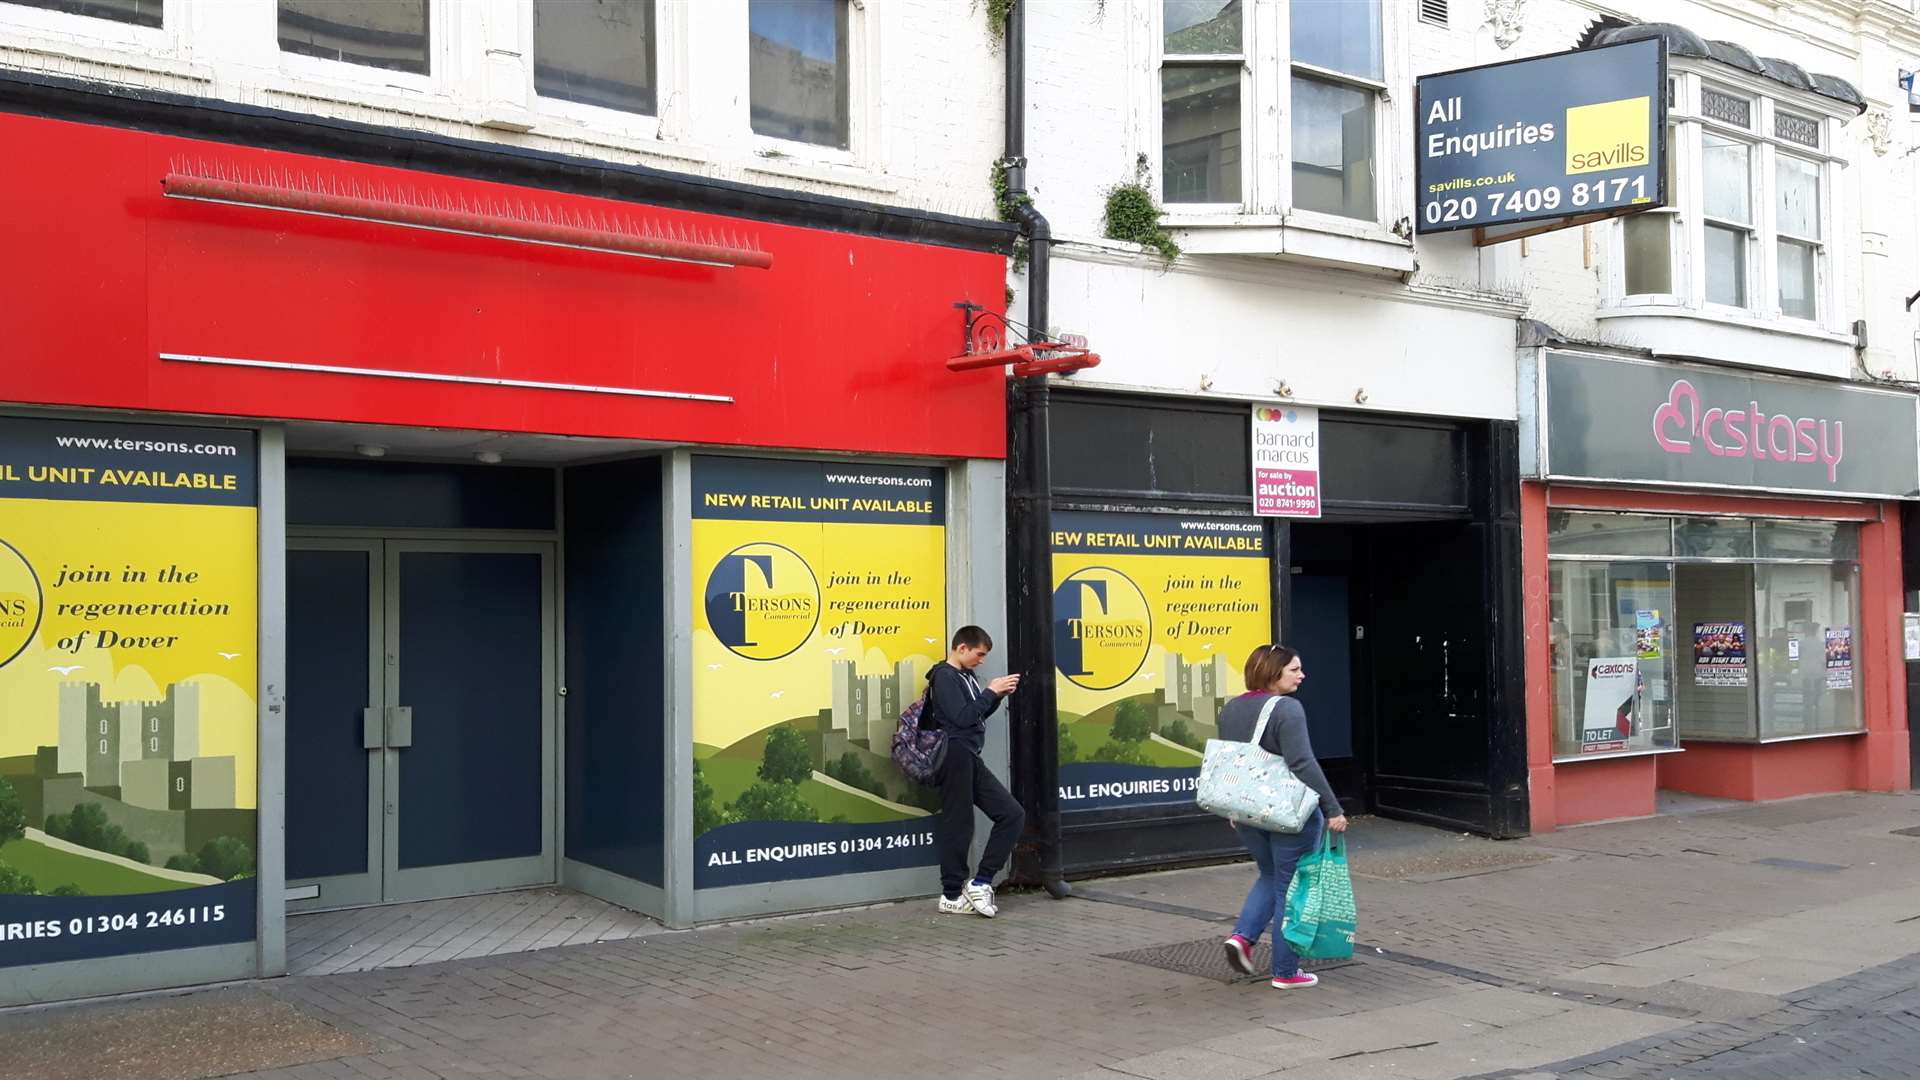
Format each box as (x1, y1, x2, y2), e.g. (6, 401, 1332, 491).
(962, 881, 998, 918)
(937, 893, 974, 915)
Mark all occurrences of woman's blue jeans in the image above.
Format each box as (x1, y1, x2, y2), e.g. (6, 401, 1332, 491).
(1232, 810, 1325, 979)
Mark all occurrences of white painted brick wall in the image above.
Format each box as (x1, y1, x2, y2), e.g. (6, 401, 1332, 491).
(0, 0, 1009, 220)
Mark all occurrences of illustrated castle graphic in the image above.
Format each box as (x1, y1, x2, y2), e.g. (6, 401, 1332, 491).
(57, 681, 236, 811)
(829, 658, 922, 752)
(1160, 652, 1232, 732)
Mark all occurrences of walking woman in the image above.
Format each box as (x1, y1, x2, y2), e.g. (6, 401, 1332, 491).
(1219, 644, 1348, 989)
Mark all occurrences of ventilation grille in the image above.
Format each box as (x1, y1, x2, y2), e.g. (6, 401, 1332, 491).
(1420, 0, 1448, 26)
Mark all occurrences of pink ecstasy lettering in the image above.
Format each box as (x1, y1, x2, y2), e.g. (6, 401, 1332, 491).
(1650, 380, 1844, 483)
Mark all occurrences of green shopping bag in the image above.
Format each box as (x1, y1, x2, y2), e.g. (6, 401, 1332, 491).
(1282, 832, 1356, 960)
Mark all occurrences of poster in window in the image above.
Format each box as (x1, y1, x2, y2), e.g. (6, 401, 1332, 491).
(0, 417, 258, 969)
(1634, 609, 1663, 660)
(1581, 657, 1637, 753)
(1692, 622, 1749, 687)
(1824, 627, 1853, 690)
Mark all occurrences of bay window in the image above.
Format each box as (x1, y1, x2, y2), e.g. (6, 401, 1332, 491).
(1155, 0, 1388, 224)
(1616, 72, 1843, 327)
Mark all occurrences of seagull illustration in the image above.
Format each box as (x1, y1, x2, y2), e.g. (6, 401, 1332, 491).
(48, 665, 82, 676)
(1141, 673, 1156, 680)
(924, 637, 939, 644)
(706, 663, 724, 670)
(1201, 644, 1214, 651)
(217, 652, 242, 660)
(770, 691, 786, 699)
(824, 648, 846, 656)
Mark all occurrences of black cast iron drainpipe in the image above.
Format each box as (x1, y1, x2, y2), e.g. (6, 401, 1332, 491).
(1002, 0, 1070, 900)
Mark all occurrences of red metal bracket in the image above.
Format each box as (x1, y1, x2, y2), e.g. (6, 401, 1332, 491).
(946, 303, 1099, 378)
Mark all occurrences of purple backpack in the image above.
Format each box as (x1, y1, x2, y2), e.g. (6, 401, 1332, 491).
(891, 691, 948, 785)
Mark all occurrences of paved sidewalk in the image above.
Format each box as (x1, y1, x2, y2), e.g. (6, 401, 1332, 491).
(4, 791, 1918, 1079)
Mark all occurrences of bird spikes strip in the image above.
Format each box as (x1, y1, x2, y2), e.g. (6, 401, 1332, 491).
(162, 158, 773, 270)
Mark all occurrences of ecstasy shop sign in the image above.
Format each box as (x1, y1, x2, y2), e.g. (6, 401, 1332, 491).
(1541, 352, 1919, 498)
(1252, 406, 1321, 518)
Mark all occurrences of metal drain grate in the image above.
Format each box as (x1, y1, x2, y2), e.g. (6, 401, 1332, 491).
(1102, 937, 1360, 984)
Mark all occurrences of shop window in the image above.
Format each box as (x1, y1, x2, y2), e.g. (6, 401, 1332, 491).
(1675, 516, 1752, 559)
(4, 0, 158, 28)
(748, 0, 849, 149)
(1547, 512, 1671, 557)
(534, 0, 656, 116)
(1673, 563, 1758, 740)
(1548, 512, 1865, 756)
(1161, 0, 1243, 204)
(1755, 562, 1861, 738)
(1549, 560, 1678, 759)
(278, 0, 430, 76)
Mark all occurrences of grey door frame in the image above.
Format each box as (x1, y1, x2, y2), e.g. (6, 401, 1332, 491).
(284, 532, 559, 911)
(284, 537, 386, 914)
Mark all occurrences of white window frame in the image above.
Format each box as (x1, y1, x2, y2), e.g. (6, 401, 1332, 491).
(1152, 0, 1254, 215)
(742, 0, 874, 172)
(0, 0, 176, 48)
(525, 0, 671, 143)
(269, 0, 449, 101)
(1608, 67, 1847, 335)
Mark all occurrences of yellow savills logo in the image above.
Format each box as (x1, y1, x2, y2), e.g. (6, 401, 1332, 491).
(1564, 96, 1651, 175)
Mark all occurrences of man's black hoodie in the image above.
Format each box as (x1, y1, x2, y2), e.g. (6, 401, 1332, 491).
(925, 661, 1001, 755)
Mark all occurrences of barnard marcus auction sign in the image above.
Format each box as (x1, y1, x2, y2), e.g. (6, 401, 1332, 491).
(1416, 38, 1665, 234)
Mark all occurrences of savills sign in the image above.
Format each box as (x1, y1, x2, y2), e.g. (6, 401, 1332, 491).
(1541, 351, 1919, 498)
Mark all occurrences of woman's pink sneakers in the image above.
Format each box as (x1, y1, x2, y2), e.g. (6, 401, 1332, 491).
(1222, 934, 1255, 976)
(1271, 972, 1319, 989)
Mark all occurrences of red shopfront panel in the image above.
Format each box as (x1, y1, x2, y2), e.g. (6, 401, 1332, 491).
(0, 112, 1006, 460)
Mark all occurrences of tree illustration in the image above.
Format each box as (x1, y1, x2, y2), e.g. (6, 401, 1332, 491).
(194, 836, 255, 880)
(45, 803, 151, 864)
(0, 863, 36, 895)
(824, 752, 886, 797)
(1090, 739, 1149, 766)
(727, 782, 819, 824)
(1162, 719, 1203, 751)
(758, 726, 814, 784)
(1057, 724, 1081, 765)
(1110, 700, 1154, 743)
(0, 778, 25, 845)
(692, 760, 723, 837)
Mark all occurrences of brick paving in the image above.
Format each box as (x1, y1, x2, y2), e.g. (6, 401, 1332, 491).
(7, 791, 1920, 1079)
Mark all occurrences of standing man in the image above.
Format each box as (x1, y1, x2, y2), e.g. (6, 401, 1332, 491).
(928, 625, 1023, 917)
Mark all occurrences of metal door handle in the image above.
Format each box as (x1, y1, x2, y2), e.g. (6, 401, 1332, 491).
(362, 708, 382, 750)
(387, 706, 414, 748)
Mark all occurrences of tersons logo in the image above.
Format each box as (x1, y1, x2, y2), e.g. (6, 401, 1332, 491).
(0, 537, 42, 671)
(1052, 567, 1151, 691)
(704, 542, 820, 661)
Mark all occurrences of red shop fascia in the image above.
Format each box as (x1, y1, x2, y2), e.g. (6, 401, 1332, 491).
(1521, 345, 1917, 831)
(0, 72, 1014, 459)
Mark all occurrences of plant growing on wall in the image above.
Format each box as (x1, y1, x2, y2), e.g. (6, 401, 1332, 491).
(991, 159, 1031, 273)
(1103, 157, 1180, 264)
